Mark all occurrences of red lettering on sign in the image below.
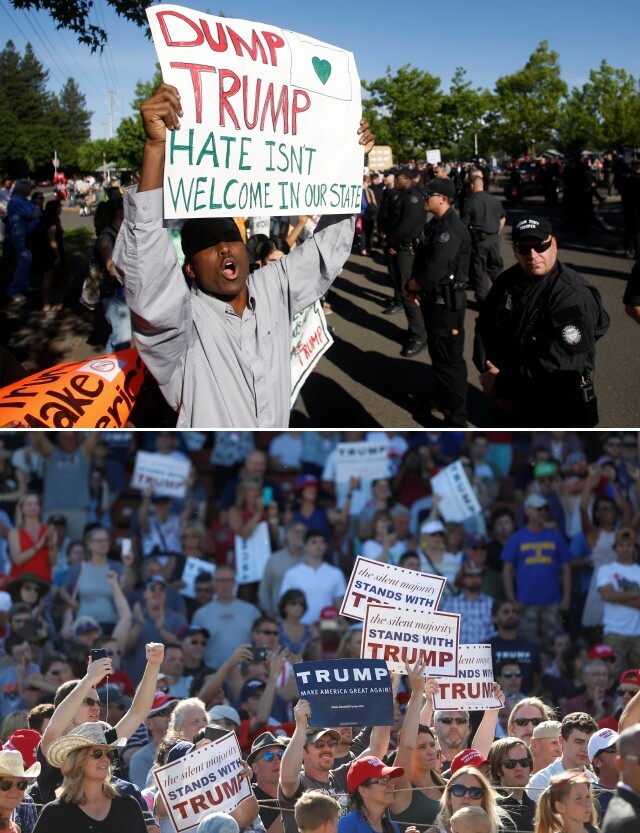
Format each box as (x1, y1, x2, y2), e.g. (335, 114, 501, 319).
(157, 11, 204, 47)
(170, 62, 216, 123)
(157, 11, 285, 67)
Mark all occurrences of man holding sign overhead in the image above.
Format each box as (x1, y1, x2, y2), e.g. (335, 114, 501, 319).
(113, 74, 373, 428)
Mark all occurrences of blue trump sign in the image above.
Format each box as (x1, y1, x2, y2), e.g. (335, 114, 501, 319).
(293, 658, 394, 727)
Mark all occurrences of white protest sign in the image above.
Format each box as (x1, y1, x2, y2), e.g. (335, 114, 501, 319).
(430, 460, 481, 522)
(146, 5, 363, 218)
(362, 602, 460, 677)
(290, 300, 333, 407)
(180, 557, 215, 598)
(153, 730, 252, 832)
(426, 148, 441, 165)
(334, 441, 389, 484)
(235, 520, 271, 584)
(341, 556, 446, 621)
(130, 450, 191, 498)
(433, 644, 502, 710)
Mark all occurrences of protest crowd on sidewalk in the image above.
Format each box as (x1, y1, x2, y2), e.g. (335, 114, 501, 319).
(0, 429, 638, 833)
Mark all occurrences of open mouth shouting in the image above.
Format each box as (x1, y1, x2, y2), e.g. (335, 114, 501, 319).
(221, 255, 239, 281)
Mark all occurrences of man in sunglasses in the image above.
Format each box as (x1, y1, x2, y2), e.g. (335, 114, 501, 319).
(279, 698, 389, 833)
(433, 710, 471, 766)
(488, 737, 536, 833)
(249, 731, 288, 833)
(474, 215, 609, 427)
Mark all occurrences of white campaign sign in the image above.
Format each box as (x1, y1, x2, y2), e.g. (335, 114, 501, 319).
(147, 5, 363, 218)
(432, 644, 502, 710)
(130, 451, 191, 498)
(235, 520, 271, 584)
(341, 556, 446, 621)
(430, 460, 482, 522)
(362, 602, 460, 677)
(180, 556, 216, 598)
(153, 731, 252, 832)
(290, 300, 333, 406)
(334, 441, 390, 483)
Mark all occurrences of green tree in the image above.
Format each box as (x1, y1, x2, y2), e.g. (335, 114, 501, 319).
(48, 78, 93, 170)
(0, 40, 56, 175)
(9, 0, 227, 50)
(77, 138, 118, 175)
(555, 87, 597, 160)
(493, 41, 567, 156)
(112, 67, 163, 171)
(9, 0, 153, 51)
(439, 68, 491, 158)
(362, 65, 444, 162)
(580, 61, 640, 150)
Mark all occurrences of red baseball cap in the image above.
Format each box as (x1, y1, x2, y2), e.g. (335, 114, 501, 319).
(588, 644, 616, 660)
(450, 748, 489, 775)
(148, 692, 179, 717)
(346, 756, 403, 793)
(620, 669, 640, 688)
(4, 729, 41, 768)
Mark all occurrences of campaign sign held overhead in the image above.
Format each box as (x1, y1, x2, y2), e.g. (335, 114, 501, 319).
(293, 659, 393, 727)
(341, 557, 446, 621)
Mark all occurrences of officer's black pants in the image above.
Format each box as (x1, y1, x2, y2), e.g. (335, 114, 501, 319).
(469, 236, 503, 301)
(396, 248, 426, 342)
(421, 297, 468, 426)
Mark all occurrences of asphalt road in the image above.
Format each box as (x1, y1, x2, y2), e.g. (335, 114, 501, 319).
(58, 190, 639, 429)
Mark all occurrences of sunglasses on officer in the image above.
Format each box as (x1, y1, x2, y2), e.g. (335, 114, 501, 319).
(514, 237, 554, 256)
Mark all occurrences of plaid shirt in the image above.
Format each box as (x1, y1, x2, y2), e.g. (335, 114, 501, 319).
(441, 591, 496, 644)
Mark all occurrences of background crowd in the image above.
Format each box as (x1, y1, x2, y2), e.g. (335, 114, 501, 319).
(0, 429, 638, 833)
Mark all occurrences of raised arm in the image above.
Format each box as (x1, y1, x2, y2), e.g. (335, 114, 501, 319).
(138, 83, 182, 192)
(107, 571, 133, 652)
(41, 656, 113, 752)
(279, 699, 310, 798)
(114, 643, 164, 738)
(393, 663, 427, 787)
(29, 433, 54, 460)
(470, 683, 504, 757)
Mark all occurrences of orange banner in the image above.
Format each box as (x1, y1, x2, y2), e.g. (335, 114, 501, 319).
(0, 349, 146, 428)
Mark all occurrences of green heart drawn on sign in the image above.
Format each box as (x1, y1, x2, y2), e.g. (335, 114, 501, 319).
(312, 57, 332, 85)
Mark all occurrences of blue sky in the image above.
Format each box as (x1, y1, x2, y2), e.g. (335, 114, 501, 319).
(1, 0, 639, 143)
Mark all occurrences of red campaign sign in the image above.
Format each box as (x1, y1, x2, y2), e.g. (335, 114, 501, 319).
(0, 349, 146, 428)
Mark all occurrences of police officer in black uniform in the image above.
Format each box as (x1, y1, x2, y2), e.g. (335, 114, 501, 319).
(474, 216, 610, 427)
(385, 168, 428, 356)
(405, 176, 471, 426)
(461, 172, 506, 302)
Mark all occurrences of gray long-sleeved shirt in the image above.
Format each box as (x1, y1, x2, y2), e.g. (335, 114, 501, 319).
(113, 186, 354, 428)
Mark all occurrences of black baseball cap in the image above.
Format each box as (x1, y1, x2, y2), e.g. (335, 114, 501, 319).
(425, 178, 455, 200)
(512, 217, 553, 242)
(181, 218, 243, 260)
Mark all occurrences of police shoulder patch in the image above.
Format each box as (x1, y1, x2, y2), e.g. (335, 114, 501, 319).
(437, 231, 450, 243)
(561, 324, 582, 344)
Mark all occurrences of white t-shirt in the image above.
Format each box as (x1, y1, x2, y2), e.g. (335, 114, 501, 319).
(279, 561, 347, 625)
(596, 561, 640, 636)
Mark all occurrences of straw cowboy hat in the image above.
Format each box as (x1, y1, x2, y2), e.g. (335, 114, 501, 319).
(46, 722, 127, 768)
(0, 749, 41, 779)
